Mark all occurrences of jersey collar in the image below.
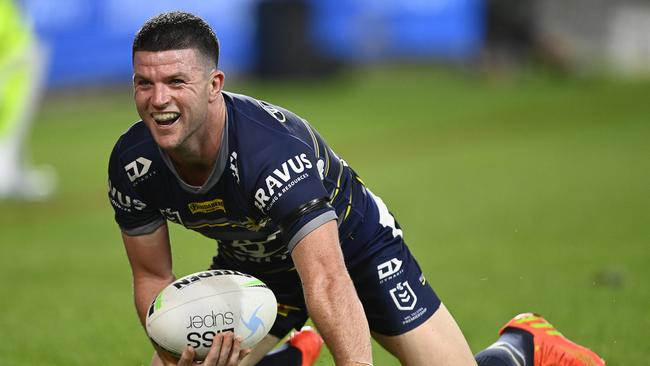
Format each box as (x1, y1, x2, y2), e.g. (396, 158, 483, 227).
(157, 107, 230, 194)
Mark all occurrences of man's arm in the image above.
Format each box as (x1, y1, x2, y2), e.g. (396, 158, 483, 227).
(291, 220, 373, 366)
(122, 224, 246, 366)
(121, 224, 175, 326)
(121, 224, 186, 366)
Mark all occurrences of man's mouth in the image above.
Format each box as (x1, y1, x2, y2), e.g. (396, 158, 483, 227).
(152, 112, 180, 126)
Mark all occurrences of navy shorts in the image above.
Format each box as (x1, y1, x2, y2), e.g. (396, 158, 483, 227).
(211, 224, 441, 338)
(344, 218, 442, 336)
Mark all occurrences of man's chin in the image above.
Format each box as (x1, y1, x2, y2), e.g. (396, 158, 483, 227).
(153, 135, 181, 151)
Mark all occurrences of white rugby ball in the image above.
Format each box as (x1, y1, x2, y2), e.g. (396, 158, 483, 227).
(145, 270, 277, 360)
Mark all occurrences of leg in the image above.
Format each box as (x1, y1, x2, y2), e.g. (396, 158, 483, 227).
(346, 193, 473, 365)
(372, 303, 476, 366)
(486, 313, 606, 366)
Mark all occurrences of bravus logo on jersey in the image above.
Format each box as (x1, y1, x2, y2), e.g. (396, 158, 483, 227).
(254, 153, 313, 211)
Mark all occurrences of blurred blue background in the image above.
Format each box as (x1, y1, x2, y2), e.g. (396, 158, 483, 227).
(20, 0, 485, 88)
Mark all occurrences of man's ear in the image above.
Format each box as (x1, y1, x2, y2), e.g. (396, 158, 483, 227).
(209, 70, 225, 102)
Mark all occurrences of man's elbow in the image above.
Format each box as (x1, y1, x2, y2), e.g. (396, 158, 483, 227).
(303, 268, 353, 299)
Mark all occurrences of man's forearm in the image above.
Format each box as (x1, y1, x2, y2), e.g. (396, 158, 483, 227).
(133, 274, 175, 326)
(303, 272, 372, 365)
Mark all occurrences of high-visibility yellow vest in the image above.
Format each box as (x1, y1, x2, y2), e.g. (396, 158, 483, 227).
(0, 0, 34, 137)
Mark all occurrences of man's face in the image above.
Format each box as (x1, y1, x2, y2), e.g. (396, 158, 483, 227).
(132, 48, 217, 151)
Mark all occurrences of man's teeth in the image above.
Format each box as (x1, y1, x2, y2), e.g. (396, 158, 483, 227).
(153, 112, 180, 123)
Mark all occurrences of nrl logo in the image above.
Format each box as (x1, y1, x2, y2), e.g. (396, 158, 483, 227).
(389, 281, 418, 311)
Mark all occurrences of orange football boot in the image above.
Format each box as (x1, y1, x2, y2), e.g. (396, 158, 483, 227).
(288, 326, 324, 366)
(500, 313, 605, 366)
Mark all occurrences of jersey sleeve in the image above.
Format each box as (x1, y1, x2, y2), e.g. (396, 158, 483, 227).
(247, 139, 337, 252)
(107, 141, 164, 236)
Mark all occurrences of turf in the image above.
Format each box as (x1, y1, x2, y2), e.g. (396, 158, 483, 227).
(0, 66, 647, 365)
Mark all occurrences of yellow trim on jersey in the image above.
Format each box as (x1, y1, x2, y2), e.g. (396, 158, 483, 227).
(187, 221, 239, 229)
(330, 160, 344, 200)
(344, 189, 353, 220)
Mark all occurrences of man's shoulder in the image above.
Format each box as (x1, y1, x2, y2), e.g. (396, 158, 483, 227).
(110, 121, 156, 154)
(108, 121, 159, 172)
(225, 91, 311, 151)
(225, 91, 303, 132)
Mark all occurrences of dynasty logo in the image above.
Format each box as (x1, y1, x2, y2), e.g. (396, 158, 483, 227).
(377, 258, 403, 282)
(124, 157, 153, 183)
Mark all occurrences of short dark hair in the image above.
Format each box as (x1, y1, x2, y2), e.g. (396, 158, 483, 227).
(132, 11, 219, 68)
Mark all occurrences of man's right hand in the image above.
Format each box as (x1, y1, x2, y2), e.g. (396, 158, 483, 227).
(156, 332, 250, 366)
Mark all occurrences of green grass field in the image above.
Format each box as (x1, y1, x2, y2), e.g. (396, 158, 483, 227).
(1, 66, 648, 365)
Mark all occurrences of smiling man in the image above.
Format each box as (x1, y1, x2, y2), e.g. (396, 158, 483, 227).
(108, 11, 606, 366)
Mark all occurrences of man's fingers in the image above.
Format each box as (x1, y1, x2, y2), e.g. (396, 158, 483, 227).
(203, 332, 225, 365)
(188, 332, 241, 366)
(216, 332, 236, 366)
(228, 337, 244, 364)
(177, 346, 195, 366)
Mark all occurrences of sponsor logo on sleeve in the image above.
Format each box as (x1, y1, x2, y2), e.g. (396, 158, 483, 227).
(188, 198, 226, 214)
(377, 258, 403, 283)
(254, 153, 313, 211)
(389, 281, 418, 311)
(108, 180, 147, 212)
(257, 100, 286, 122)
(124, 157, 155, 185)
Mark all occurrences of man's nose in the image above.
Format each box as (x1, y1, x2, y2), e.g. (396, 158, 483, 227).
(151, 84, 170, 107)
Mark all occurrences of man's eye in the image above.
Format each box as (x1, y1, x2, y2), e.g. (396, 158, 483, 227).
(171, 79, 185, 85)
(136, 80, 152, 87)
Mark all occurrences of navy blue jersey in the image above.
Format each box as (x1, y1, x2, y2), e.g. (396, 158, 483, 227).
(109, 92, 441, 336)
(108, 92, 372, 274)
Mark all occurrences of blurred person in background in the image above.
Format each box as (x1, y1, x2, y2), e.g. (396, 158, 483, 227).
(0, 0, 55, 200)
(483, 0, 570, 74)
(109, 11, 605, 366)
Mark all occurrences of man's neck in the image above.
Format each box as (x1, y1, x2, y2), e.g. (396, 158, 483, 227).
(167, 98, 226, 187)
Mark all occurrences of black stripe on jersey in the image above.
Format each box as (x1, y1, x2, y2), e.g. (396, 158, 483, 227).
(278, 197, 332, 233)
